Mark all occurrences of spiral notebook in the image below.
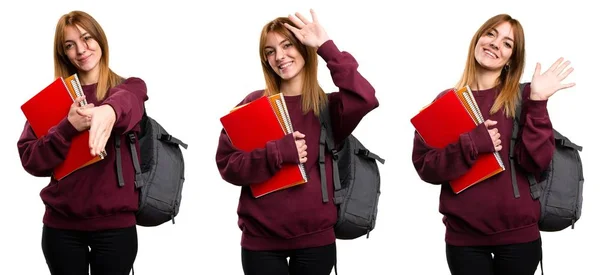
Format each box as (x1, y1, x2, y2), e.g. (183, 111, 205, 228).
(20, 74, 107, 181)
(220, 94, 308, 198)
(410, 85, 505, 194)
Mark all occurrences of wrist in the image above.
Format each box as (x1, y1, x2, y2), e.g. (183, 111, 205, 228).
(529, 93, 548, 101)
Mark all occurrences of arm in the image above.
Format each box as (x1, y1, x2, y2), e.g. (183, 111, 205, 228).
(320, 40, 379, 144)
(101, 77, 148, 134)
(17, 118, 80, 177)
(215, 129, 300, 186)
(412, 123, 496, 184)
(514, 84, 555, 174)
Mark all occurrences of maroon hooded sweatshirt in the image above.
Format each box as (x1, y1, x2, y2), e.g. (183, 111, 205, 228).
(215, 40, 379, 251)
(17, 77, 148, 231)
(412, 83, 555, 246)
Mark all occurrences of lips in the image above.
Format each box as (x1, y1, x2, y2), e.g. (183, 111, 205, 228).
(78, 55, 91, 63)
(278, 62, 292, 70)
(483, 49, 498, 58)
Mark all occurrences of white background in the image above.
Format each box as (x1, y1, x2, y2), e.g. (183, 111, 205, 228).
(0, 0, 596, 274)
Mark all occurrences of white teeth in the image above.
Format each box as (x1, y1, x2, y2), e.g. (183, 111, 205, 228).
(484, 50, 497, 58)
(279, 62, 292, 69)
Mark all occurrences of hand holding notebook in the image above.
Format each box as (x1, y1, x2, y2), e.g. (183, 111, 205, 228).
(220, 94, 308, 198)
(410, 85, 506, 194)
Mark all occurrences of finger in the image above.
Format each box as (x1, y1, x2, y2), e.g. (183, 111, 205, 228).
(293, 131, 305, 139)
(300, 151, 307, 158)
(558, 67, 574, 81)
(301, 144, 307, 152)
(77, 107, 92, 117)
(93, 125, 107, 155)
(497, 145, 503, 152)
(287, 14, 305, 28)
(484, 120, 497, 127)
(300, 157, 307, 164)
(74, 95, 86, 105)
(534, 62, 541, 76)
(309, 8, 319, 23)
(294, 12, 311, 25)
(284, 22, 301, 36)
(555, 60, 570, 74)
(96, 135, 109, 156)
(549, 57, 564, 72)
(560, 83, 576, 90)
(88, 119, 99, 151)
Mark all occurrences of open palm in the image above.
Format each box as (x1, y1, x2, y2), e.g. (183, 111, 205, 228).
(530, 57, 575, 101)
(284, 9, 330, 48)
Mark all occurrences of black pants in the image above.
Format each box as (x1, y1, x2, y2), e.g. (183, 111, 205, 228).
(42, 225, 138, 275)
(241, 242, 336, 275)
(446, 238, 542, 275)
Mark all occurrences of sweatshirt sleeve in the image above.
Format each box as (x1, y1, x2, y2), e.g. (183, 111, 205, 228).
(513, 83, 555, 175)
(215, 92, 300, 186)
(411, 91, 496, 184)
(318, 40, 379, 145)
(101, 77, 148, 135)
(17, 117, 80, 177)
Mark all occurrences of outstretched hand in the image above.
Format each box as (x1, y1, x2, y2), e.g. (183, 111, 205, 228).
(284, 9, 330, 48)
(530, 57, 575, 101)
(76, 105, 116, 157)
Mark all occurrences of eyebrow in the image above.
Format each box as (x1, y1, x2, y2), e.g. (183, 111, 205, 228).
(64, 32, 90, 43)
(491, 27, 514, 42)
(264, 39, 291, 49)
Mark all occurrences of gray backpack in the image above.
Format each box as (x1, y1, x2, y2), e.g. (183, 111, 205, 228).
(509, 83, 584, 232)
(115, 108, 188, 227)
(318, 104, 385, 240)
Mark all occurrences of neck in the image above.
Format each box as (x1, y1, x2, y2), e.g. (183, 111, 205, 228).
(78, 67, 100, 85)
(471, 67, 501, 91)
(279, 74, 303, 96)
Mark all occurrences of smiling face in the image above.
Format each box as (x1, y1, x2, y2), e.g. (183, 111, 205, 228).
(264, 31, 306, 82)
(474, 21, 514, 72)
(63, 24, 102, 75)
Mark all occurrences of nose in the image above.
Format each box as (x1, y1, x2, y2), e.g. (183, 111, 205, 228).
(76, 41, 88, 55)
(275, 48, 285, 62)
(489, 41, 499, 50)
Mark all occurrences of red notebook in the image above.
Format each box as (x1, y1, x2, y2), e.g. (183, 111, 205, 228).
(20, 76, 105, 181)
(410, 87, 505, 194)
(220, 95, 307, 198)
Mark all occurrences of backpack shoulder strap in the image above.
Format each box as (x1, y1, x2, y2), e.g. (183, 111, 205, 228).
(509, 82, 541, 200)
(318, 102, 342, 204)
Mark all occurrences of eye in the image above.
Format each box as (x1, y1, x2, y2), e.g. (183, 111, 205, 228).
(265, 49, 274, 56)
(83, 36, 93, 41)
(283, 43, 293, 49)
(504, 42, 513, 49)
(64, 43, 73, 50)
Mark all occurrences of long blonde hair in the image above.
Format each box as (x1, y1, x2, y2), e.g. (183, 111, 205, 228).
(259, 17, 327, 116)
(53, 10, 122, 101)
(455, 14, 525, 118)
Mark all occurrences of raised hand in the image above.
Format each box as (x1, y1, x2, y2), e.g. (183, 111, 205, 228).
(68, 96, 94, 132)
(77, 105, 116, 157)
(284, 9, 330, 48)
(293, 131, 308, 164)
(484, 120, 502, 152)
(530, 57, 575, 101)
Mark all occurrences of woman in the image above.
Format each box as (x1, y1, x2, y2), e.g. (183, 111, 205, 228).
(215, 9, 379, 275)
(412, 14, 575, 275)
(17, 10, 148, 275)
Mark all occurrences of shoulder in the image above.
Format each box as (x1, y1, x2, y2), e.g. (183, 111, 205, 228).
(119, 77, 146, 87)
(239, 89, 265, 105)
(434, 88, 454, 100)
(111, 77, 147, 93)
